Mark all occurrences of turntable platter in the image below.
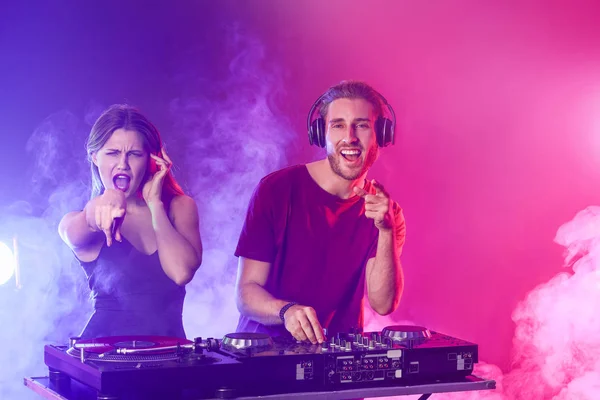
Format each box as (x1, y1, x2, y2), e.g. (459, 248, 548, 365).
(67, 335, 194, 362)
(381, 325, 432, 341)
(221, 332, 274, 351)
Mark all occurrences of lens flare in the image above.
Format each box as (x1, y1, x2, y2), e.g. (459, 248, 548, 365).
(0, 242, 16, 286)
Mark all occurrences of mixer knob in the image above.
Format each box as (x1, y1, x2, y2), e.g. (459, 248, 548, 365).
(208, 338, 220, 351)
(193, 337, 204, 353)
(345, 342, 352, 351)
(369, 340, 375, 349)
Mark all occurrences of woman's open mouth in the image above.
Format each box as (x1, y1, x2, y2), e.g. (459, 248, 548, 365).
(113, 174, 131, 192)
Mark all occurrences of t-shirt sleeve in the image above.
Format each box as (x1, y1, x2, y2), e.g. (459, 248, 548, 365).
(367, 201, 406, 259)
(234, 178, 277, 263)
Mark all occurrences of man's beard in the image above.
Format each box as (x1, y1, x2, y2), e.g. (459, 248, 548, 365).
(327, 146, 378, 181)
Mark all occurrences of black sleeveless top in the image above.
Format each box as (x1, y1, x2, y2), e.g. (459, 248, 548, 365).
(78, 238, 186, 339)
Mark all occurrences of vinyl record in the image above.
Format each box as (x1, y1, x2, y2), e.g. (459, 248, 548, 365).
(71, 335, 192, 354)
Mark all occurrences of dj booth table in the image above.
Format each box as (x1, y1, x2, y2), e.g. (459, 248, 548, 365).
(25, 375, 496, 400)
(28, 327, 496, 400)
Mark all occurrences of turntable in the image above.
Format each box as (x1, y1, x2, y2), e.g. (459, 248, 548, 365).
(42, 335, 240, 399)
(26, 325, 496, 400)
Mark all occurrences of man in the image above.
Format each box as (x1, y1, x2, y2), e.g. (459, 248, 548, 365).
(234, 80, 406, 344)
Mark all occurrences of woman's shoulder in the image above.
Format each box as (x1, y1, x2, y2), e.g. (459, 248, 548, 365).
(167, 194, 199, 220)
(169, 194, 197, 209)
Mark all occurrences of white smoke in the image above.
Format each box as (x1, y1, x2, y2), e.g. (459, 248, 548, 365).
(368, 205, 600, 400)
(428, 206, 600, 400)
(168, 24, 294, 339)
(499, 206, 600, 400)
(1, 22, 295, 399)
(0, 110, 94, 399)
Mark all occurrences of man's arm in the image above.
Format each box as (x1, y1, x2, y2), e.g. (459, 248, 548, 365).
(355, 180, 406, 316)
(235, 256, 325, 343)
(235, 257, 288, 325)
(235, 179, 287, 325)
(365, 214, 405, 315)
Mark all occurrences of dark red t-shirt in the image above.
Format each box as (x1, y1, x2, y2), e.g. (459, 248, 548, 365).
(235, 165, 405, 337)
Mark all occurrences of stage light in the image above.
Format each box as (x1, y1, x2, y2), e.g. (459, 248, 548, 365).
(0, 241, 16, 285)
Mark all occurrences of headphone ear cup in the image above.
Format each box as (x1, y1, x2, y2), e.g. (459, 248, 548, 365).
(310, 117, 326, 148)
(376, 117, 394, 147)
(308, 120, 316, 146)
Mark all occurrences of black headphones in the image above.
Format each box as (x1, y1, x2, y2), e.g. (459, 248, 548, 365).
(306, 89, 396, 148)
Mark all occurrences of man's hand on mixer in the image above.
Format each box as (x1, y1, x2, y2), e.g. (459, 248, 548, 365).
(283, 305, 325, 345)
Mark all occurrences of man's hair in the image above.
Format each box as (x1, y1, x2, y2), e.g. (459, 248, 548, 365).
(318, 80, 384, 121)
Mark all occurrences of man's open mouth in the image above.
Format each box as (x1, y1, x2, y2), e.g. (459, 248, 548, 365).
(340, 148, 362, 162)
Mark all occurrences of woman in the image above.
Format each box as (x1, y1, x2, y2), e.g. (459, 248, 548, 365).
(59, 104, 202, 339)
